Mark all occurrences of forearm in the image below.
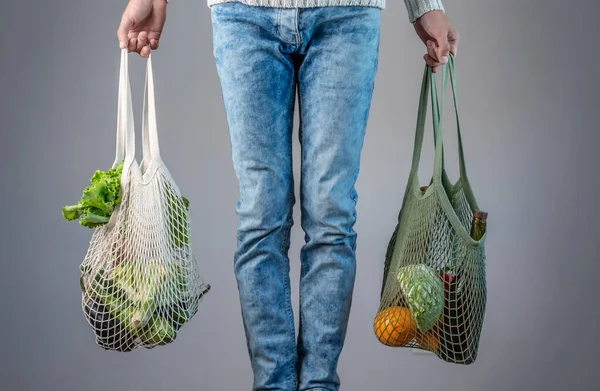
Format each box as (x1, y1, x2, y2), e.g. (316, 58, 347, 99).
(404, 0, 445, 23)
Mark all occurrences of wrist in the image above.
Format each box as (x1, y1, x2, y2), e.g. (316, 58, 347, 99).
(414, 9, 445, 23)
(405, 0, 445, 23)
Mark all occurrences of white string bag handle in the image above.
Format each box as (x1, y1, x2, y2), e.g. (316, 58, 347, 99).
(107, 49, 135, 229)
(114, 48, 136, 168)
(113, 48, 161, 173)
(141, 51, 161, 172)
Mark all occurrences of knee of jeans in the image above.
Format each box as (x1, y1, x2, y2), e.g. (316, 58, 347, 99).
(236, 175, 295, 235)
(301, 189, 357, 239)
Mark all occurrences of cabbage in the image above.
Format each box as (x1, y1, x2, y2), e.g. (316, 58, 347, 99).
(397, 264, 444, 332)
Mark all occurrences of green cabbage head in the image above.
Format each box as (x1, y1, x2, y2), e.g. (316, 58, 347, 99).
(397, 264, 444, 332)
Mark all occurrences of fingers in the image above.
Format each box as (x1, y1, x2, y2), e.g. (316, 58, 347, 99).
(150, 39, 159, 50)
(140, 45, 151, 58)
(128, 37, 137, 53)
(425, 25, 458, 72)
(415, 12, 459, 71)
(117, 24, 160, 58)
(136, 32, 150, 57)
(116, 9, 156, 56)
(116, 0, 165, 57)
(118, 11, 138, 53)
(448, 28, 460, 57)
(148, 30, 162, 50)
(426, 40, 437, 62)
(431, 31, 450, 65)
(424, 54, 442, 73)
(425, 42, 443, 73)
(120, 33, 154, 58)
(117, 14, 132, 49)
(144, 33, 162, 56)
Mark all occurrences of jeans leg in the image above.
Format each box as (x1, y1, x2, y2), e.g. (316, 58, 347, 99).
(211, 3, 299, 390)
(294, 7, 381, 391)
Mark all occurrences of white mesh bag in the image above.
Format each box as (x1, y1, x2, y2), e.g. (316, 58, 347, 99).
(79, 49, 210, 352)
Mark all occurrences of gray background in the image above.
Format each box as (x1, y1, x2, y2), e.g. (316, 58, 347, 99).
(1, 0, 599, 390)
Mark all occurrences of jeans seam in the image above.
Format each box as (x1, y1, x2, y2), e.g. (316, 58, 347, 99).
(296, 70, 306, 389)
(278, 193, 295, 389)
(283, 219, 296, 389)
(294, 7, 302, 44)
(283, 71, 297, 390)
(276, 8, 283, 43)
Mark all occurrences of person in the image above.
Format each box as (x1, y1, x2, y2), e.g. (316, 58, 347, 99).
(117, 1, 459, 390)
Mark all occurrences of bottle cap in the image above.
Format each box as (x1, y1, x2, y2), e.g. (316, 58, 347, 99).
(473, 210, 488, 219)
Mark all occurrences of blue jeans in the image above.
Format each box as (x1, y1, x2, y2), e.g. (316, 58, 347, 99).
(210, 3, 380, 390)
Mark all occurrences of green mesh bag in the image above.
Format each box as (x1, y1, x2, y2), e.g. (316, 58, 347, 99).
(374, 56, 487, 365)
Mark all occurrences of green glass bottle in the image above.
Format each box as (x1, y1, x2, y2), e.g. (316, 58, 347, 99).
(470, 210, 487, 241)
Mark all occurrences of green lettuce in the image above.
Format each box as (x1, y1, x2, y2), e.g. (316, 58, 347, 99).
(62, 161, 124, 228)
(167, 190, 190, 248)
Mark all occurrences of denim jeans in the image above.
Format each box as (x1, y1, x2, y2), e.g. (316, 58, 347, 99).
(210, 3, 380, 390)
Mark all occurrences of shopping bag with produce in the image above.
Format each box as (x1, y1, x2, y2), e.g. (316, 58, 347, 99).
(374, 55, 487, 365)
(62, 49, 210, 352)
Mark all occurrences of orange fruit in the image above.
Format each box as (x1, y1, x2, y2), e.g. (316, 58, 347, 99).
(373, 306, 416, 347)
(416, 330, 440, 352)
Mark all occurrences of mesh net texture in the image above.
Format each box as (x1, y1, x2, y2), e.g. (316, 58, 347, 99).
(78, 50, 210, 352)
(375, 57, 487, 365)
(376, 182, 486, 364)
(79, 162, 210, 352)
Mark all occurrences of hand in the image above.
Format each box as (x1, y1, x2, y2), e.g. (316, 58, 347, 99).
(117, 0, 167, 58)
(413, 11, 459, 73)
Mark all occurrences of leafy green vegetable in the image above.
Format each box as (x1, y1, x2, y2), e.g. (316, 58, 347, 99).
(84, 295, 136, 352)
(62, 161, 124, 228)
(109, 259, 167, 329)
(139, 314, 177, 345)
(167, 191, 190, 248)
(160, 262, 194, 329)
(87, 265, 176, 346)
(92, 285, 175, 346)
(397, 264, 445, 332)
(83, 261, 209, 349)
(88, 273, 138, 336)
(163, 284, 211, 331)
